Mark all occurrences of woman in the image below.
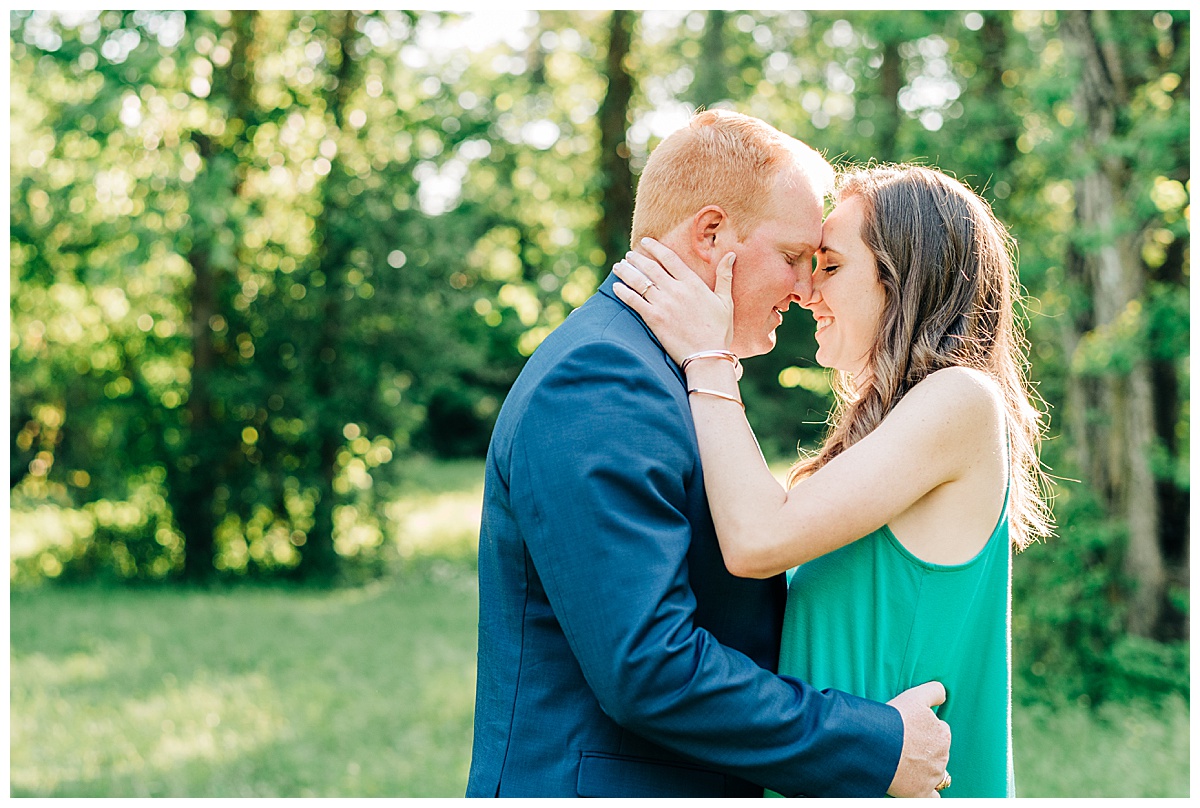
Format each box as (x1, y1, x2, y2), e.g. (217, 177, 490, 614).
(612, 165, 1053, 798)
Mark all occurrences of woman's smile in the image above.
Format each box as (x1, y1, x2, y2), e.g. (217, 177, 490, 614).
(803, 195, 886, 376)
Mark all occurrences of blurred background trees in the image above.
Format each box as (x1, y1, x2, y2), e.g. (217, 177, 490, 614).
(10, 10, 1189, 704)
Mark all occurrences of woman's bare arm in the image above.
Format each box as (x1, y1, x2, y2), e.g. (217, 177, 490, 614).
(614, 240, 998, 578)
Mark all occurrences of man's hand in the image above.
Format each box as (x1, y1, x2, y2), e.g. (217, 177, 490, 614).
(886, 681, 951, 798)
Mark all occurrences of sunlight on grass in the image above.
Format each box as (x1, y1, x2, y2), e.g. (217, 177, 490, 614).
(15, 649, 123, 688)
(10, 576, 479, 797)
(12, 576, 1187, 797)
(124, 674, 286, 770)
(386, 457, 484, 564)
(9, 456, 489, 579)
(386, 459, 791, 565)
(387, 490, 482, 561)
(12, 668, 287, 794)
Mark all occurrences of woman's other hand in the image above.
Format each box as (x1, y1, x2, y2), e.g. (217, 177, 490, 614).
(612, 238, 736, 365)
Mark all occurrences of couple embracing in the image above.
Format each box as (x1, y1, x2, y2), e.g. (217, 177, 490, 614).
(467, 110, 1051, 798)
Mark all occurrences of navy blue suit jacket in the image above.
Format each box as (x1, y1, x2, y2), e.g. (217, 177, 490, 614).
(467, 274, 903, 797)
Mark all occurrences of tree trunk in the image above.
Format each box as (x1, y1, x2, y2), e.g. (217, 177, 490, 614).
(1063, 10, 1165, 637)
(877, 38, 903, 160)
(1056, 248, 1095, 483)
(299, 10, 358, 584)
(177, 10, 256, 583)
(1151, 235, 1188, 567)
(178, 243, 220, 582)
(692, 11, 727, 109)
(979, 13, 1018, 170)
(596, 10, 635, 272)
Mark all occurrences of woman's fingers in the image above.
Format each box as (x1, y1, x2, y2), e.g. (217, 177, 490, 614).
(611, 281, 650, 315)
(611, 241, 733, 362)
(612, 259, 652, 295)
(638, 237, 693, 280)
(622, 248, 676, 287)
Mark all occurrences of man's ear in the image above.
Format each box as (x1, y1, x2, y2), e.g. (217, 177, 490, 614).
(691, 206, 727, 263)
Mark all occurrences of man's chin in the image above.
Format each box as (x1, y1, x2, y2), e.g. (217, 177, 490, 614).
(733, 335, 776, 359)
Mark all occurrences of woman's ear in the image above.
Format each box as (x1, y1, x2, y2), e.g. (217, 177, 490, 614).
(691, 206, 727, 263)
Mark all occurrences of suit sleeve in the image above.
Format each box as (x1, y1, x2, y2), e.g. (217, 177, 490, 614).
(508, 338, 904, 797)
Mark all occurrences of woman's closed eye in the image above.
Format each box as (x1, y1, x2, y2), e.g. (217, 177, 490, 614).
(819, 264, 840, 274)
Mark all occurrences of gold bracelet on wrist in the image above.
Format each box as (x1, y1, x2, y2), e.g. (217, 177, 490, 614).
(687, 387, 745, 410)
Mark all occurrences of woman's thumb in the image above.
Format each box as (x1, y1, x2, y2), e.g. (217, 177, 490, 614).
(716, 251, 735, 303)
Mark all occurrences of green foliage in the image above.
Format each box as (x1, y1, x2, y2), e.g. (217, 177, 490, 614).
(1012, 485, 1131, 704)
(9, 11, 1189, 695)
(9, 10, 552, 580)
(1108, 635, 1190, 700)
(1012, 477, 1189, 706)
(1146, 281, 1190, 363)
(10, 470, 183, 583)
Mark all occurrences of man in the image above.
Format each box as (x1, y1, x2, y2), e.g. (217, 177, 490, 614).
(467, 110, 950, 798)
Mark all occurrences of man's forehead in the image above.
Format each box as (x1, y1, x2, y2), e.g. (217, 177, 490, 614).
(777, 213, 822, 254)
(780, 236, 819, 254)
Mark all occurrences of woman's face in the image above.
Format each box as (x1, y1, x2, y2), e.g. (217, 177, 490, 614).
(802, 194, 887, 381)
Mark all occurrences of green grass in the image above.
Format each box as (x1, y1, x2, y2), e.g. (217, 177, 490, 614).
(1012, 697, 1190, 798)
(11, 576, 1190, 797)
(9, 456, 1190, 797)
(10, 572, 479, 797)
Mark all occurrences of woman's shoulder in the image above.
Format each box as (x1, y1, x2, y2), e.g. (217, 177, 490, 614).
(916, 365, 1002, 399)
(899, 366, 1005, 434)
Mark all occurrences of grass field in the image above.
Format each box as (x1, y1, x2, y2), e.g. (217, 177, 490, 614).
(9, 456, 1191, 797)
(10, 574, 1190, 798)
(10, 570, 478, 797)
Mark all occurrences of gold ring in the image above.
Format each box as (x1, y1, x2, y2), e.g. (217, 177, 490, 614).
(640, 281, 658, 298)
(935, 773, 951, 792)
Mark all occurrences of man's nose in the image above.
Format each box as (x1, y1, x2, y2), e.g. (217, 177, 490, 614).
(796, 270, 817, 308)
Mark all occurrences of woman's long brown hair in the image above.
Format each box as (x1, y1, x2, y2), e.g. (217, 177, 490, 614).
(788, 165, 1054, 550)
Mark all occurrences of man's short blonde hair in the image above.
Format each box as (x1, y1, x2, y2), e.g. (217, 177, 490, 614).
(631, 110, 833, 243)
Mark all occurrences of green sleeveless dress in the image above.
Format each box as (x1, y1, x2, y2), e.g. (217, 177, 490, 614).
(770, 490, 1014, 798)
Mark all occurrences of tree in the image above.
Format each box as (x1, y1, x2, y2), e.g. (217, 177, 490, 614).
(595, 11, 635, 271)
(1057, 10, 1188, 639)
(9, 11, 1188, 680)
(296, 10, 358, 583)
(692, 11, 728, 108)
(174, 10, 258, 582)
